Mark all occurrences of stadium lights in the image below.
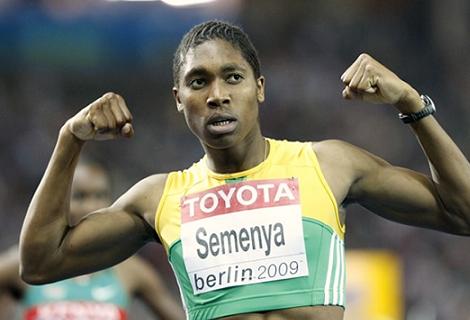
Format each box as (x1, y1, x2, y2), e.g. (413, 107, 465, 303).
(105, 0, 219, 5)
(161, 0, 218, 5)
(106, 0, 160, 2)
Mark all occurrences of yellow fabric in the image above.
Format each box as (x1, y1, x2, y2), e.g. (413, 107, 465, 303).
(156, 138, 344, 252)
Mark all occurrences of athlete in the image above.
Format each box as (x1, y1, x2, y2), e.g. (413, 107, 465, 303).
(19, 20, 470, 320)
(1, 162, 184, 320)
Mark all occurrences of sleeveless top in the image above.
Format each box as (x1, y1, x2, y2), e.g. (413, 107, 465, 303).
(156, 138, 346, 320)
(23, 268, 129, 320)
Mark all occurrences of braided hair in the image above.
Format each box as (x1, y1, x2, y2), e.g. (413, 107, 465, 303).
(173, 20, 261, 86)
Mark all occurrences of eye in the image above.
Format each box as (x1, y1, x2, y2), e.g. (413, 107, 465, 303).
(72, 191, 86, 200)
(189, 78, 206, 90)
(227, 73, 244, 84)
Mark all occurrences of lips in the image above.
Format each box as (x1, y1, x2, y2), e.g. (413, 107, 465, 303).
(206, 114, 238, 135)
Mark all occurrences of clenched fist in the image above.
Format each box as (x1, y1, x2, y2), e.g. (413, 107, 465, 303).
(341, 53, 422, 113)
(65, 93, 134, 141)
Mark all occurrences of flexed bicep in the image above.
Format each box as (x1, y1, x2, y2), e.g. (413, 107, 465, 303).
(20, 173, 167, 285)
(315, 139, 468, 235)
(53, 205, 155, 282)
(349, 154, 468, 234)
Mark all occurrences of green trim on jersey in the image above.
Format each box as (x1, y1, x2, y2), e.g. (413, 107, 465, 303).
(168, 218, 345, 320)
(224, 176, 247, 184)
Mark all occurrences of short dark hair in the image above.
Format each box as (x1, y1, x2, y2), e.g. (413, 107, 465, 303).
(173, 20, 261, 87)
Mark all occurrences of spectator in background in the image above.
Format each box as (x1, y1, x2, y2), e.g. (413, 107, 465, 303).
(0, 161, 185, 320)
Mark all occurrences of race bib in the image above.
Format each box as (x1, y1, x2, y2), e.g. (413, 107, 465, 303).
(25, 301, 126, 320)
(180, 178, 309, 294)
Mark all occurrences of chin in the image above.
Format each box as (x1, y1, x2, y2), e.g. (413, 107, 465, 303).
(202, 133, 239, 150)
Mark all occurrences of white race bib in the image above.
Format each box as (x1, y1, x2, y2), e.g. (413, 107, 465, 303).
(180, 178, 309, 294)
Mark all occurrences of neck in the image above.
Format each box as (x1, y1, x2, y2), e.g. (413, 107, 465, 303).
(204, 130, 267, 174)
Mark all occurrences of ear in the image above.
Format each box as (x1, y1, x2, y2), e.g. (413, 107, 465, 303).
(172, 87, 184, 113)
(256, 76, 265, 103)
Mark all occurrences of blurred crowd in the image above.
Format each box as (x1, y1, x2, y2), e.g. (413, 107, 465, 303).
(0, 0, 469, 319)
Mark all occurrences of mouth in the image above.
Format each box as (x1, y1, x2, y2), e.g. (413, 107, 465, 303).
(206, 115, 238, 135)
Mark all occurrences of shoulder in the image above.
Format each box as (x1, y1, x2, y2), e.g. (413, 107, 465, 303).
(135, 173, 170, 196)
(310, 139, 391, 205)
(162, 159, 207, 193)
(312, 140, 355, 174)
(312, 139, 358, 156)
(265, 138, 315, 163)
(113, 173, 169, 207)
(111, 173, 169, 230)
(312, 139, 389, 173)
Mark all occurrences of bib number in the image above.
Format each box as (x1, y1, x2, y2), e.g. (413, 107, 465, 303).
(180, 178, 309, 294)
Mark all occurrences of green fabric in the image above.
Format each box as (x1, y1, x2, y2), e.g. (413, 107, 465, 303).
(169, 218, 345, 320)
(224, 176, 247, 184)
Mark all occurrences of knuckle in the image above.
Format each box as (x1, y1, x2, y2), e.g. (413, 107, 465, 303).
(88, 107, 98, 117)
(94, 122, 107, 130)
(115, 117, 125, 126)
(364, 64, 374, 73)
(102, 93, 119, 105)
(348, 78, 357, 87)
(357, 82, 368, 90)
(92, 100, 106, 112)
(95, 97, 106, 106)
(103, 92, 116, 99)
(358, 53, 370, 60)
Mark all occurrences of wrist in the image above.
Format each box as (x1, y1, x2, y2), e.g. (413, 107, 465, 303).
(398, 94, 436, 124)
(48, 124, 85, 168)
(59, 123, 86, 147)
(394, 87, 423, 114)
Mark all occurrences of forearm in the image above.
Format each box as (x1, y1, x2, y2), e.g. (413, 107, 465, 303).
(342, 54, 470, 233)
(403, 96, 470, 222)
(19, 124, 84, 280)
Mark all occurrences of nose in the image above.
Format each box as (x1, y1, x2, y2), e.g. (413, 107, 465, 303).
(207, 80, 230, 108)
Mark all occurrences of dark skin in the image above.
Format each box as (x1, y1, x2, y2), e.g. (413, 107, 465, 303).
(174, 40, 267, 173)
(1, 164, 185, 320)
(19, 39, 470, 320)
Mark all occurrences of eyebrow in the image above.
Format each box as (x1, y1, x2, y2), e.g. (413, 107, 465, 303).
(184, 67, 207, 80)
(220, 63, 247, 74)
(184, 63, 248, 81)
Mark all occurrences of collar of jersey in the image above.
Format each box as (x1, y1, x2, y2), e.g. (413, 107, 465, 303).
(202, 138, 274, 180)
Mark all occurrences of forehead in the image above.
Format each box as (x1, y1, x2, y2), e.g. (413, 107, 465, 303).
(182, 39, 251, 75)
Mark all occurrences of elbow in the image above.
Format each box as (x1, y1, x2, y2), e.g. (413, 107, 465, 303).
(445, 208, 470, 236)
(459, 216, 470, 236)
(20, 263, 51, 285)
(445, 212, 470, 236)
(454, 202, 470, 235)
(19, 261, 63, 285)
(458, 207, 470, 235)
(19, 245, 60, 285)
(438, 192, 470, 235)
